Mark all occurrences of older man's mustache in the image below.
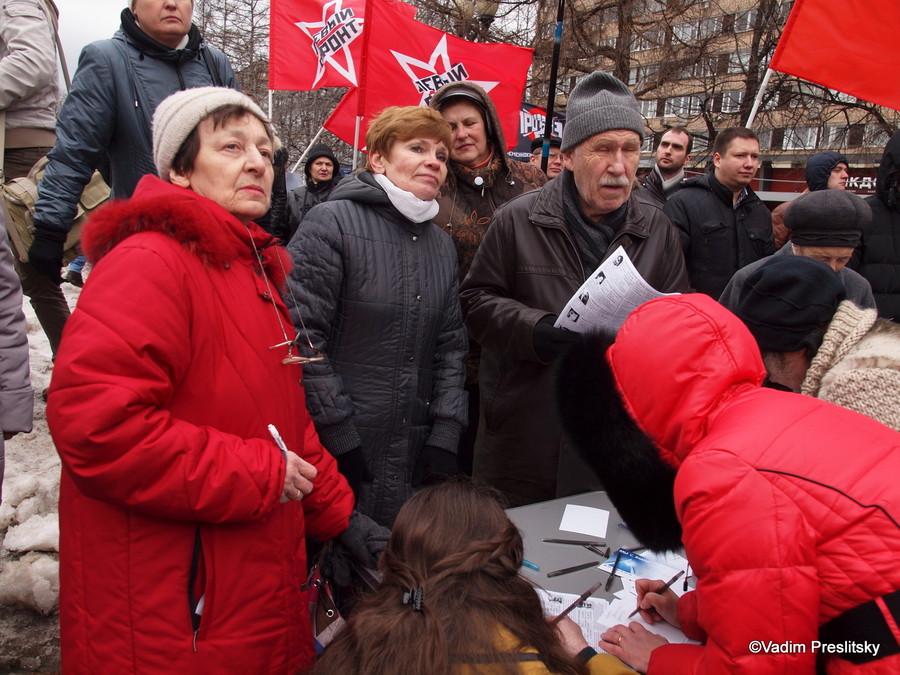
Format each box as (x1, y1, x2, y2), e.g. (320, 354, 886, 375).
(599, 175, 631, 188)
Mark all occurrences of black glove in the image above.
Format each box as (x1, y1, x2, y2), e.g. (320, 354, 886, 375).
(336, 447, 373, 498)
(532, 314, 580, 362)
(412, 445, 458, 487)
(28, 226, 67, 284)
(338, 510, 391, 570)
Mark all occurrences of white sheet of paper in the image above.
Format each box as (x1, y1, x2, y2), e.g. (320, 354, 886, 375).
(558, 504, 609, 538)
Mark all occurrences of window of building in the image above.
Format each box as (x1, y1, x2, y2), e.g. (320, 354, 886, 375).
(720, 90, 744, 114)
(639, 98, 658, 118)
(664, 95, 702, 117)
(727, 49, 749, 74)
(822, 126, 848, 149)
(756, 129, 773, 151)
(734, 8, 758, 32)
(634, 29, 663, 51)
(867, 124, 891, 149)
(783, 126, 818, 150)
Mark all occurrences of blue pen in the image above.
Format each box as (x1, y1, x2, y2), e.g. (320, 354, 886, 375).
(522, 559, 540, 572)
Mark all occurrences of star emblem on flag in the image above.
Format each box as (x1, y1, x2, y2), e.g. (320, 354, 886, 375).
(391, 36, 500, 105)
(295, 0, 364, 87)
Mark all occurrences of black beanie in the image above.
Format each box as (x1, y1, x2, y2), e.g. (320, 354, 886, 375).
(735, 256, 846, 352)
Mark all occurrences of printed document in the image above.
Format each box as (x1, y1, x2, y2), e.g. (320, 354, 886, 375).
(554, 246, 677, 335)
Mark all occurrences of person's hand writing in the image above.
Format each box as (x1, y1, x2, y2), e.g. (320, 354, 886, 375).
(600, 622, 668, 673)
(633, 577, 681, 627)
(280, 451, 318, 503)
(552, 615, 589, 657)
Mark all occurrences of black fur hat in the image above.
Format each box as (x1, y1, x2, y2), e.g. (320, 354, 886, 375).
(556, 332, 683, 552)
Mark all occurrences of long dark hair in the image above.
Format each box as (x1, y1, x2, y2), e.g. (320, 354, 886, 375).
(311, 479, 586, 675)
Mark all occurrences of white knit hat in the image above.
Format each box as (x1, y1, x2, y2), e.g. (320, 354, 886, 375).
(152, 87, 274, 181)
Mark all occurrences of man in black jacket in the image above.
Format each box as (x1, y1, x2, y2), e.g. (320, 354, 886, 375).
(27, 0, 238, 284)
(640, 127, 692, 205)
(664, 127, 774, 298)
(849, 131, 900, 321)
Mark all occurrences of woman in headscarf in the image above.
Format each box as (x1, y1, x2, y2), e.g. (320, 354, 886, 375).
(47, 87, 354, 673)
(429, 82, 547, 474)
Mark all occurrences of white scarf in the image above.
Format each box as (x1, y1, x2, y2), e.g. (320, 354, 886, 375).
(373, 174, 439, 223)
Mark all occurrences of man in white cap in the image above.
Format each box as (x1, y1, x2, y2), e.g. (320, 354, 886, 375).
(460, 70, 689, 507)
(28, 0, 238, 284)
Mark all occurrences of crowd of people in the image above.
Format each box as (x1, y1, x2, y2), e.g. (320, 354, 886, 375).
(1, 0, 899, 673)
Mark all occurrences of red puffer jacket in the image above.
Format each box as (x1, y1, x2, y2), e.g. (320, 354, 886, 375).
(48, 176, 354, 674)
(608, 294, 900, 674)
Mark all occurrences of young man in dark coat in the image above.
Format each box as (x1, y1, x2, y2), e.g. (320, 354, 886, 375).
(664, 127, 774, 298)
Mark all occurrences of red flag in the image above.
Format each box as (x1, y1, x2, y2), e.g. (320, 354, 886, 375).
(324, 0, 533, 150)
(269, 0, 416, 91)
(769, 0, 900, 111)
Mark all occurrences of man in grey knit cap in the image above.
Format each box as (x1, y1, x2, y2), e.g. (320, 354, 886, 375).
(459, 71, 689, 506)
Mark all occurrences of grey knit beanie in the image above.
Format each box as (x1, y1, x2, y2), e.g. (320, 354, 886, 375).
(153, 87, 273, 181)
(561, 71, 645, 151)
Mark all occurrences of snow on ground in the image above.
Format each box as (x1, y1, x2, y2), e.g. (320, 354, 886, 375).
(0, 282, 82, 672)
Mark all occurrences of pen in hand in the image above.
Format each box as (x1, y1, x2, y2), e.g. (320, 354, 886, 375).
(268, 424, 289, 460)
(627, 570, 685, 619)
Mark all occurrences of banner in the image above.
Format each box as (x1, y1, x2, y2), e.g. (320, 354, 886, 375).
(323, 0, 533, 150)
(269, 0, 417, 91)
(509, 102, 566, 161)
(769, 0, 900, 111)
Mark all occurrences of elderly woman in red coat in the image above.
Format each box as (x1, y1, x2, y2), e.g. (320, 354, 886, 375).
(47, 88, 354, 674)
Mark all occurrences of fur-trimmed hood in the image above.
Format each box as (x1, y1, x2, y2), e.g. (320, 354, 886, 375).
(82, 175, 290, 287)
(556, 295, 767, 551)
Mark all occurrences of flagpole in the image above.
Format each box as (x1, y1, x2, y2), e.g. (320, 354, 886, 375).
(540, 0, 565, 174)
(351, 0, 376, 169)
(290, 126, 327, 174)
(746, 68, 773, 128)
(352, 116, 362, 169)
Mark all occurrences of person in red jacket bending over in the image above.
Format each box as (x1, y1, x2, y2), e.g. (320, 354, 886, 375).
(46, 88, 363, 674)
(557, 293, 900, 674)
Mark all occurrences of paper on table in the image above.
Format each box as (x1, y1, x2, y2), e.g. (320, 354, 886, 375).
(595, 597, 701, 648)
(554, 246, 678, 335)
(536, 588, 609, 646)
(598, 548, 682, 583)
(559, 504, 609, 538)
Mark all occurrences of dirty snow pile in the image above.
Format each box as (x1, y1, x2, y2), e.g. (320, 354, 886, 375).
(0, 284, 80, 671)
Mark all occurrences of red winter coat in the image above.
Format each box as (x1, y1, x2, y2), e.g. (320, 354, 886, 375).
(607, 294, 900, 674)
(48, 176, 354, 674)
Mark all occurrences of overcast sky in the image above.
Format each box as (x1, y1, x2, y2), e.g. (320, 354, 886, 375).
(54, 0, 129, 85)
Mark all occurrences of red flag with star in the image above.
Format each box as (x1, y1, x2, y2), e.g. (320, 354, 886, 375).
(269, 0, 417, 91)
(323, 0, 533, 150)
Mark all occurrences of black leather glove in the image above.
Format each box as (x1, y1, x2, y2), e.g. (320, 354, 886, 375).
(532, 314, 580, 362)
(412, 445, 458, 487)
(338, 510, 391, 570)
(28, 226, 67, 284)
(336, 447, 373, 498)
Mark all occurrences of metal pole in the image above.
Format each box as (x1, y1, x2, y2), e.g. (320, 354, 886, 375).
(746, 68, 773, 128)
(541, 0, 566, 174)
(290, 127, 327, 174)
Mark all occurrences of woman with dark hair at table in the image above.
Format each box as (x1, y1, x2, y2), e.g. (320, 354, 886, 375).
(47, 87, 354, 674)
(312, 478, 637, 675)
(287, 106, 467, 528)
